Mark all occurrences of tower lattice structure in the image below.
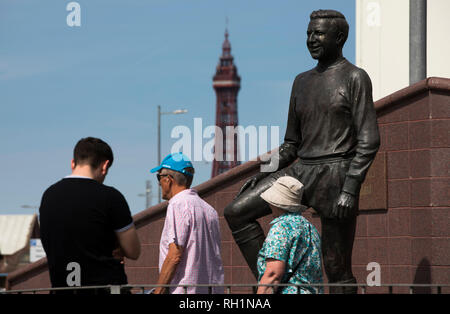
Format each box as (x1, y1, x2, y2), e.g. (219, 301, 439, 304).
(211, 29, 241, 177)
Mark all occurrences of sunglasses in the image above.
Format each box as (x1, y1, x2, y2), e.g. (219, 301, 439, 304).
(157, 173, 171, 182)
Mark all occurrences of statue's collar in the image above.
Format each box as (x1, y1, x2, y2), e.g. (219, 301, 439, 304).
(316, 57, 347, 72)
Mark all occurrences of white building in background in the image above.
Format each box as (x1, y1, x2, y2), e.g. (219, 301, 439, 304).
(356, 0, 450, 101)
(0, 215, 41, 273)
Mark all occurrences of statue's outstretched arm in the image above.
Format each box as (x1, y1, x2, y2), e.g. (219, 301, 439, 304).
(237, 78, 301, 198)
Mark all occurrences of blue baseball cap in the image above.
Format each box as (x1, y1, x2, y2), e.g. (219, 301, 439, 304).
(150, 152, 194, 176)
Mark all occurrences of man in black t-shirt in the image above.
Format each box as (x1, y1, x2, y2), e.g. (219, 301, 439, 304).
(39, 137, 140, 293)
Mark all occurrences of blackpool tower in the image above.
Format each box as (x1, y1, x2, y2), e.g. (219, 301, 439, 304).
(211, 29, 241, 177)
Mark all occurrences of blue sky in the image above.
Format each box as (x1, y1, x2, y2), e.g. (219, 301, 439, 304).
(0, 0, 355, 215)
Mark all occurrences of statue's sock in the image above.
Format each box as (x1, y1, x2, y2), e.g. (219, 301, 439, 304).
(232, 222, 266, 280)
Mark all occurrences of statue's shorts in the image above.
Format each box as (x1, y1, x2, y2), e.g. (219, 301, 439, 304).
(268, 156, 358, 218)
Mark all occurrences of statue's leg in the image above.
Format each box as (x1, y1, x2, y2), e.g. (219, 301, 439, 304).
(320, 215, 358, 294)
(224, 175, 276, 279)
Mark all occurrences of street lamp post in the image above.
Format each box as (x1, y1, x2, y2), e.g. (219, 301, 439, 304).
(138, 180, 152, 208)
(157, 106, 188, 203)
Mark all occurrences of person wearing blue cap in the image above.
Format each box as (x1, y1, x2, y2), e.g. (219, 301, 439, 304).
(150, 152, 224, 294)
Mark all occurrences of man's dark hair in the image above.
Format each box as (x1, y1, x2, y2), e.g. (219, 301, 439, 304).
(73, 137, 114, 169)
(310, 9, 349, 47)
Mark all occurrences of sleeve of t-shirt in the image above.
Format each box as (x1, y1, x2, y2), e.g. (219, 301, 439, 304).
(263, 221, 292, 262)
(343, 68, 381, 195)
(165, 201, 191, 248)
(283, 76, 302, 149)
(108, 187, 134, 233)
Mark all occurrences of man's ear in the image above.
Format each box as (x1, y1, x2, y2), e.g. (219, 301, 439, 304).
(101, 160, 110, 175)
(71, 159, 76, 171)
(336, 31, 345, 47)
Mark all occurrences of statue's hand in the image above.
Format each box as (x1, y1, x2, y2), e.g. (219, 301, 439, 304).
(332, 192, 357, 219)
(236, 172, 269, 198)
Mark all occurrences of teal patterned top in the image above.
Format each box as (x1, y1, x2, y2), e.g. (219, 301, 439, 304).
(257, 212, 323, 294)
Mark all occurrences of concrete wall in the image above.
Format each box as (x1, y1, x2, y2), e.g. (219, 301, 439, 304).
(427, 0, 450, 79)
(356, 0, 450, 101)
(356, 0, 410, 101)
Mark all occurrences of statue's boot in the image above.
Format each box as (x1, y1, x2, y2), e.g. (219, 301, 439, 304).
(329, 277, 358, 294)
(342, 277, 358, 294)
(232, 222, 266, 280)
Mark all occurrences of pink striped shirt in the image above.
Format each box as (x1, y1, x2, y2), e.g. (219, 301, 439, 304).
(159, 189, 224, 294)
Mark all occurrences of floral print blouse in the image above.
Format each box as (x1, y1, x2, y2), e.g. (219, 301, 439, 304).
(257, 212, 323, 294)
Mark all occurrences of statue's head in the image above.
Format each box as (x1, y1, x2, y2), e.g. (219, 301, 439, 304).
(307, 10, 349, 61)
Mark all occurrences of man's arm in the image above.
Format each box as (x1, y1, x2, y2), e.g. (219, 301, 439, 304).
(279, 76, 302, 169)
(257, 259, 285, 294)
(154, 243, 184, 294)
(334, 69, 380, 219)
(343, 69, 380, 196)
(236, 78, 300, 197)
(110, 188, 141, 259)
(115, 225, 141, 260)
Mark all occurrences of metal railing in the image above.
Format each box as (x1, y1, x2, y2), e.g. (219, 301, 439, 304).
(1, 283, 449, 294)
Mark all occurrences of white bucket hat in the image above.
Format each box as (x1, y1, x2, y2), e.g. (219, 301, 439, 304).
(260, 176, 308, 213)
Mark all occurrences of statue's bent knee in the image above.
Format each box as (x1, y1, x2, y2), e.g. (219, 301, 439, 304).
(224, 201, 241, 228)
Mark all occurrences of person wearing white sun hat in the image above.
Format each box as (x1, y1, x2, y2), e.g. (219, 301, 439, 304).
(256, 176, 323, 294)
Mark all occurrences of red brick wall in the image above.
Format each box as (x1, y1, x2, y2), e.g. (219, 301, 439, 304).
(348, 88, 449, 293)
(6, 259, 50, 293)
